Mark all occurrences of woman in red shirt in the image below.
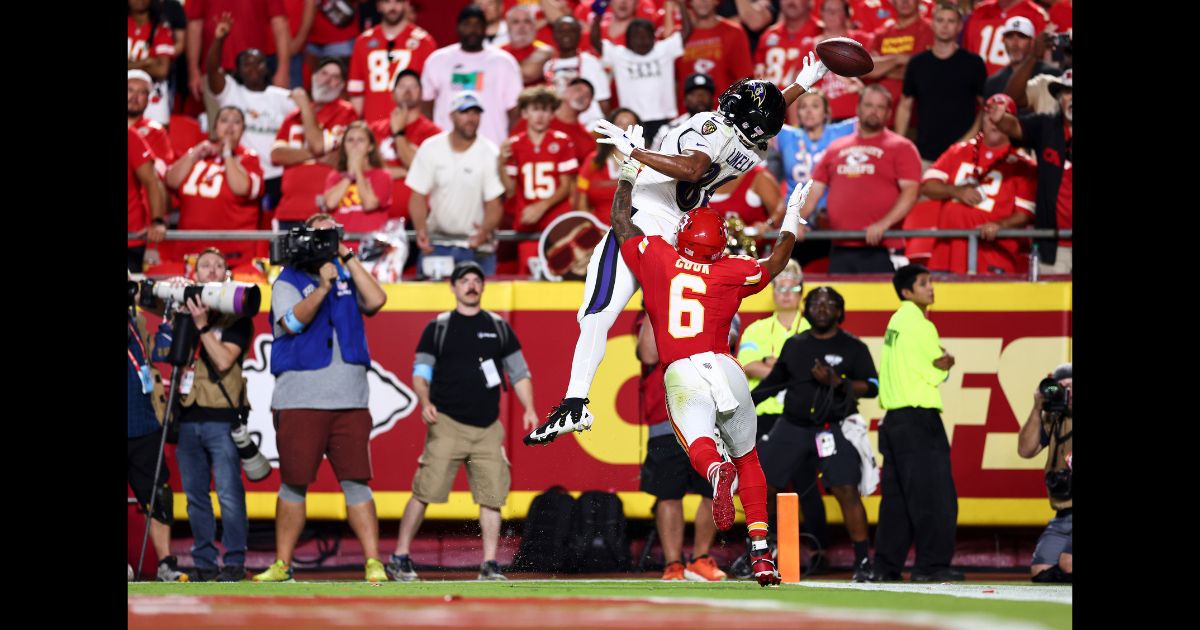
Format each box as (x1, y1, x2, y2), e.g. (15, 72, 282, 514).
(165, 105, 265, 266)
(322, 121, 393, 244)
(574, 107, 639, 225)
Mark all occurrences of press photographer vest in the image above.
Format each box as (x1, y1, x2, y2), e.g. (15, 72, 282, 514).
(1043, 414, 1073, 511)
(180, 331, 248, 411)
(270, 266, 371, 374)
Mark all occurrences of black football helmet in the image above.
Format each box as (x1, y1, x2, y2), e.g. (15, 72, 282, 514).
(717, 78, 786, 148)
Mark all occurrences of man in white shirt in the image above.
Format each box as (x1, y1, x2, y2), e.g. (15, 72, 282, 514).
(543, 15, 610, 126)
(206, 13, 295, 210)
(406, 91, 506, 276)
(590, 0, 692, 143)
(421, 5, 523, 147)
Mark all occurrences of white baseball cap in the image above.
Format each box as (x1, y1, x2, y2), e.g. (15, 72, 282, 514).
(1048, 68, 1072, 97)
(450, 91, 485, 113)
(128, 69, 154, 87)
(1001, 16, 1035, 38)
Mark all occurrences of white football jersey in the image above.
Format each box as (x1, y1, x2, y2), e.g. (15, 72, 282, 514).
(633, 111, 766, 221)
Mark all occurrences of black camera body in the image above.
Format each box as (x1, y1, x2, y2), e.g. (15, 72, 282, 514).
(1039, 377, 1069, 414)
(1052, 33, 1071, 62)
(1045, 468, 1071, 501)
(270, 226, 341, 267)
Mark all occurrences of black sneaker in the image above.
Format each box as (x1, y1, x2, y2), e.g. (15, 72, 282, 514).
(851, 558, 879, 583)
(217, 565, 246, 582)
(156, 556, 189, 582)
(478, 560, 508, 581)
(386, 554, 418, 582)
(911, 568, 965, 583)
(192, 567, 219, 582)
(524, 398, 593, 445)
(876, 569, 905, 582)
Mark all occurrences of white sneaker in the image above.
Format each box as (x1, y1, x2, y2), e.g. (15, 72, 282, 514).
(524, 398, 593, 445)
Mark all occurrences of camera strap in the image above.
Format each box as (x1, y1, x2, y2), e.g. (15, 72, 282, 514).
(199, 351, 248, 425)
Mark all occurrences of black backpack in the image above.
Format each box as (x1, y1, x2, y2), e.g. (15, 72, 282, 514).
(511, 486, 577, 573)
(567, 491, 630, 573)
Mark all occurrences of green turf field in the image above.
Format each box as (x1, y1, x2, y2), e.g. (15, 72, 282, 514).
(129, 579, 1071, 630)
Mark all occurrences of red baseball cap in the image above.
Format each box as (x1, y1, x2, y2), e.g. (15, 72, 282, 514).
(987, 93, 1018, 115)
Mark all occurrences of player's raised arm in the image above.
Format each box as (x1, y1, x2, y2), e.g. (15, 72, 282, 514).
(781, 51, 830, 107)
(609, 159, 646, 247)
(595, 119, 713, 182)
(759, 181, 812, 279)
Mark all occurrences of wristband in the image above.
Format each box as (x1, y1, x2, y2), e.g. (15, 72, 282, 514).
(341, 250, 356, 263)
(283, 308, 306, 334)
(151, 218, 166, 226)
(413, 363, 434, 382)
(780, 210, 805, 236)
(393, 128, 406, 137)
(198, 324, 214, 335)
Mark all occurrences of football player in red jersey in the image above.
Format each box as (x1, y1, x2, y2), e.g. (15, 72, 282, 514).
(499, 86, 580, 275)
(609, 135, 813, 587)
(348, 0, 437, 123)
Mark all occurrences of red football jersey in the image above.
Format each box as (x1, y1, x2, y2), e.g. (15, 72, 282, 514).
(621, 235, 769, 366)
(130, 118, 177, 176)
(848, 0, 935, 34)
(923, 139, 1036, 273)
(814, 28, 874, 120)
(347, 24, 438, 124)
(272, 100, 358, 221)
(128, 16, 176, 61)
(128, 128, 155, 247)
(869, 17, 934, 125)
(754, 19, 823, 89)
(322, 168, 393, 237)
(1048, 0, 1072, 33)
(575, 0, 661, 48)
(504, 129, 580, 230)
(369, 115, 442, 220)
(174, 145, 265, 263)
(707, 164, 770, 225)
(187, 0, 286, 72)
(962, 0, 1050, 74)
(674, 18, 754, 110)
(512, 117, 595, 165)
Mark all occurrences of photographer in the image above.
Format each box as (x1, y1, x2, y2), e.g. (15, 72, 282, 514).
(1018, 363, 1072, 583)
(170, 248, 253, 582)
(751, 287, 881, 583)
(254, 213, 389, 583)
(127, 279, 185, 582)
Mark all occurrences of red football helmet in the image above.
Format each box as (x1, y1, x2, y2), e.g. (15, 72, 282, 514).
(674, 208, 729, 263)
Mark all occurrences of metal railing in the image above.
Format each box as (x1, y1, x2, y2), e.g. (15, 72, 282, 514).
(130, 228, 1072, 276)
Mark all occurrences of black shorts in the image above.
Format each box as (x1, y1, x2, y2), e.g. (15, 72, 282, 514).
(759, 419, 861, 491)
(127, 429, 172, 524)
(640, 435, 713, 500)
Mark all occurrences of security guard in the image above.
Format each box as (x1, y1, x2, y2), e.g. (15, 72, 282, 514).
(874, 264, 963, 583)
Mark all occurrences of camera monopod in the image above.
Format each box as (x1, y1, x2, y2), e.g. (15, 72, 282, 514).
(134, 303, 199, 581)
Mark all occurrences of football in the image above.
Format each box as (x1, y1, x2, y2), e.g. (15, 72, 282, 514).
(815, 37, 874, 77)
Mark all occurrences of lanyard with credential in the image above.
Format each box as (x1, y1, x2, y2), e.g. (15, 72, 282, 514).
(128, 318, 154, 394)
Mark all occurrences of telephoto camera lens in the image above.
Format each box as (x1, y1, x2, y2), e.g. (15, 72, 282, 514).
(230, 423, 272, 481)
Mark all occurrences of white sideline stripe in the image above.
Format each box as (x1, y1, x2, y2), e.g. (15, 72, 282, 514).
(796, 581, 1073, 605)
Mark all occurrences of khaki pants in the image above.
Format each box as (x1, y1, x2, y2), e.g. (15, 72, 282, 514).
(411, 413, 511, 509)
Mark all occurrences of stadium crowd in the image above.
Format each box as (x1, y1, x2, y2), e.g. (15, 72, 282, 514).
(128, 0, 1073, 279)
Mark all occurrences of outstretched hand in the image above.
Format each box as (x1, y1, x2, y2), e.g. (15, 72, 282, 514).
(595, 119, 645, 159)
(795, 51, 829, 92)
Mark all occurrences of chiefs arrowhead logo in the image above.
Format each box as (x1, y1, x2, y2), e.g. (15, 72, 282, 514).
(241, 334, 419, 465)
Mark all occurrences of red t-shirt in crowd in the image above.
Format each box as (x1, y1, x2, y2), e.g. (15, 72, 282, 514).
(174, 144, 265, 264)
(813, 128, 922, 248)
(369, 115, 443, 221)
(923, 139, 1036, 273)
(707, 164, 770, 225)
(128, 16, 176, 61)
(754, 19, 823, 89)
(575, 0, 661, 48)
(674, 18, 754, 109)
(323, 168, 394, 237)
(848, 0, 935, 34)
(187, 0, 286, 72)
(128, 128, 155, 247)
(512, 117, 595, 165)
(272, 99, 358, 221)
(308, 2, 360, 45)
(1048, 0, 1072, 33)
(868, 17, 934, 125)
(576, 151, 619, 225)
(962, 0, 1049, 74)
(347, 23, 438, 124)
(505, 129, 580, 230)
(621, 235, 769, 367)
(501, 40, 555, 86)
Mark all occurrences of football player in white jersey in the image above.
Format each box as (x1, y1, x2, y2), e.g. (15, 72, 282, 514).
(525, 53, 830, 446)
